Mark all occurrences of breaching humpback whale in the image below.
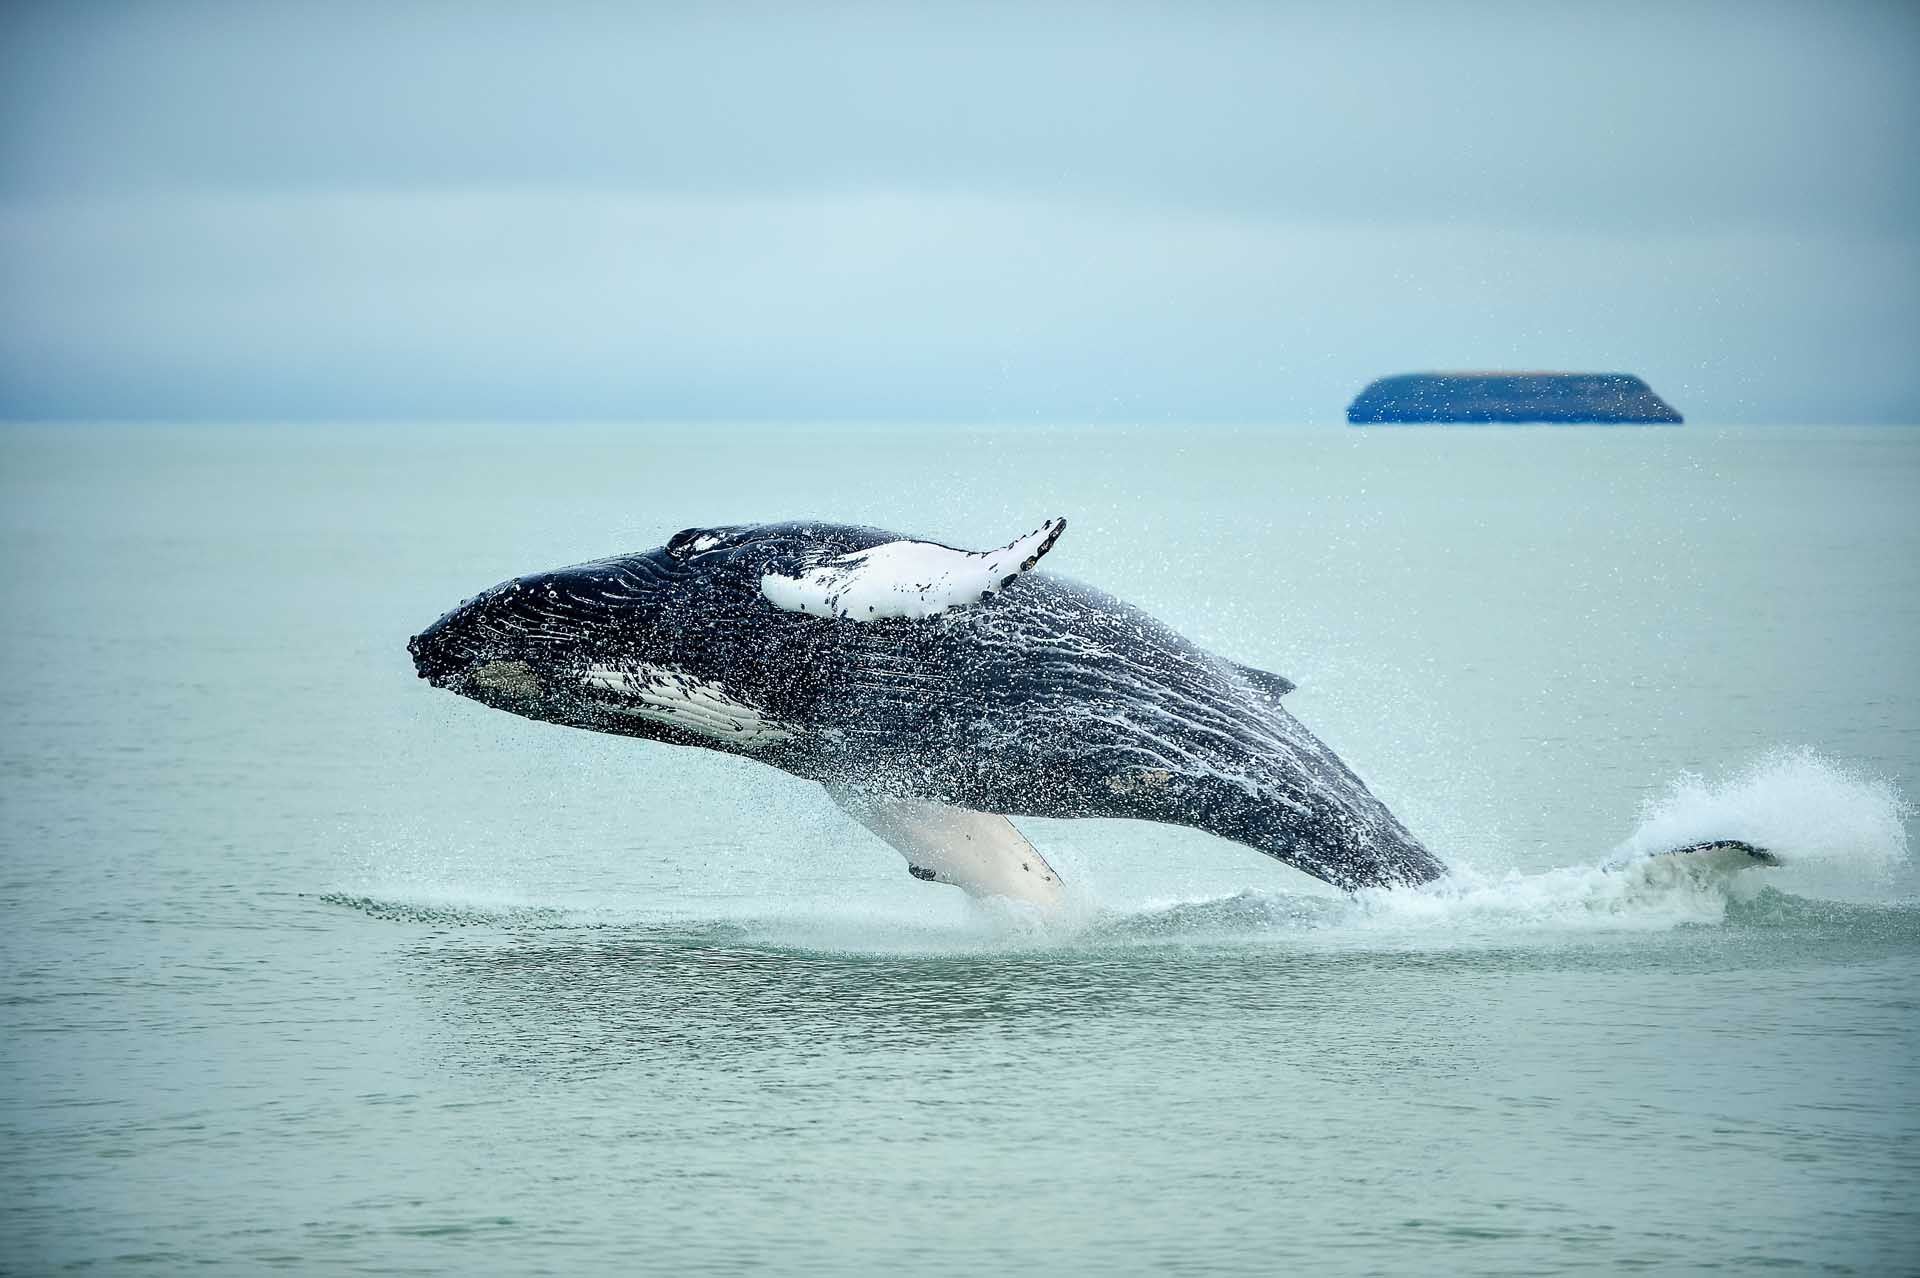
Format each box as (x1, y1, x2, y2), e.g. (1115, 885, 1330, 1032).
(408, 519, 1770, 904)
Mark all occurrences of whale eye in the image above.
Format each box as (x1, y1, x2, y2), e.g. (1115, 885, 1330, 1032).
(667, 527, 725, 560)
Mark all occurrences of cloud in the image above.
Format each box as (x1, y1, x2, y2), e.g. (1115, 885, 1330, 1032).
(1, 2, 1916, 421)
(5, 1, 1918, 233)
(4, 188, 1913, 422)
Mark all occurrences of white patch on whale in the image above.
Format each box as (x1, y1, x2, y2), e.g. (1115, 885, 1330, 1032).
(468, 659, 540, 696)
(825, 786, 1066, 906)
(760, 517, 1066, 621)
(581, 664, 794, 747)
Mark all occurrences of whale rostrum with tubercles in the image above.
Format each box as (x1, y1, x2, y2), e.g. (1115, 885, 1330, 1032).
(408, 519, 1765, 903)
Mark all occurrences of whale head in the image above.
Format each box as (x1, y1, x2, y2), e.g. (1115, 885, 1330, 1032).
(406, 523, 840, 746)
(408, 548, 667, 711)
(408, 518, 1067, 751)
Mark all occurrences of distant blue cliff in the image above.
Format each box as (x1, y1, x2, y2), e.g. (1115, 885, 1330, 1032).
(1348, 373, 1683, 424)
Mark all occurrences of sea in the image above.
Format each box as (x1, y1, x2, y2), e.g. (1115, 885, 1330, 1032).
(2, 421, 1915, 1274)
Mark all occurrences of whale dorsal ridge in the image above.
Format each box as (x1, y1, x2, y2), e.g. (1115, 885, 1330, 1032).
(1229, 661, 1296, 700)
(761, 518, 1066, 621)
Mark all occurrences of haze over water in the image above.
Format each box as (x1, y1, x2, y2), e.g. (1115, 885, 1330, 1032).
(1, 420, 1915, 1273)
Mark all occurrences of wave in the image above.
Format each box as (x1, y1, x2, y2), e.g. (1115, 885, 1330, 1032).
(322, 749, 1911, 953)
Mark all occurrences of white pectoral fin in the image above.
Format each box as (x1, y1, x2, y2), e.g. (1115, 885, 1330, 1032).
(761, 518, 1066, 621)
(826, 787, 1066, 906)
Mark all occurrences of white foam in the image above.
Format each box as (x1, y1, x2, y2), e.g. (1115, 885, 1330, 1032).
(334, 748, 1910, 951)
(1340, 861, 1741, 937)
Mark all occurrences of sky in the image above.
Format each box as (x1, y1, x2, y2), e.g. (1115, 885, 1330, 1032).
(2, 0, 1916, 424)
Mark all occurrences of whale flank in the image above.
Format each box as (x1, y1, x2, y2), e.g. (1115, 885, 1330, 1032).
(582, 664, 795, 747)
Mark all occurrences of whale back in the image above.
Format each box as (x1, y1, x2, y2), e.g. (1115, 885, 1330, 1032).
(766, 571, 1444, 891)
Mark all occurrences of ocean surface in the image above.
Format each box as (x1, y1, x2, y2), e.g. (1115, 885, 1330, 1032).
(2, 421, 1916, 1275)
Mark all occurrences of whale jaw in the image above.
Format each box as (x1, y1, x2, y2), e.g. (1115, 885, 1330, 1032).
(579, 663, 796, 750)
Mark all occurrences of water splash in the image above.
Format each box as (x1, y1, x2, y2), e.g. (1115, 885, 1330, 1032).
(1609, 748, 1909, 897)
(325, 748, 1911, 951)
(317, 890, 575, 928)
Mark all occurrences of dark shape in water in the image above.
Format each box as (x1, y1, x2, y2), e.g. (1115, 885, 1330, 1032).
(1348, 372, 1683, 424)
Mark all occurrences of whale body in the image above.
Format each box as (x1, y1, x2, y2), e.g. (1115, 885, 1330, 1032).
(408, 518, 1453, 902)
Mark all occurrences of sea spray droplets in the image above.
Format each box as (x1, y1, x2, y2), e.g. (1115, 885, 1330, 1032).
(318, 891, 574, 928)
